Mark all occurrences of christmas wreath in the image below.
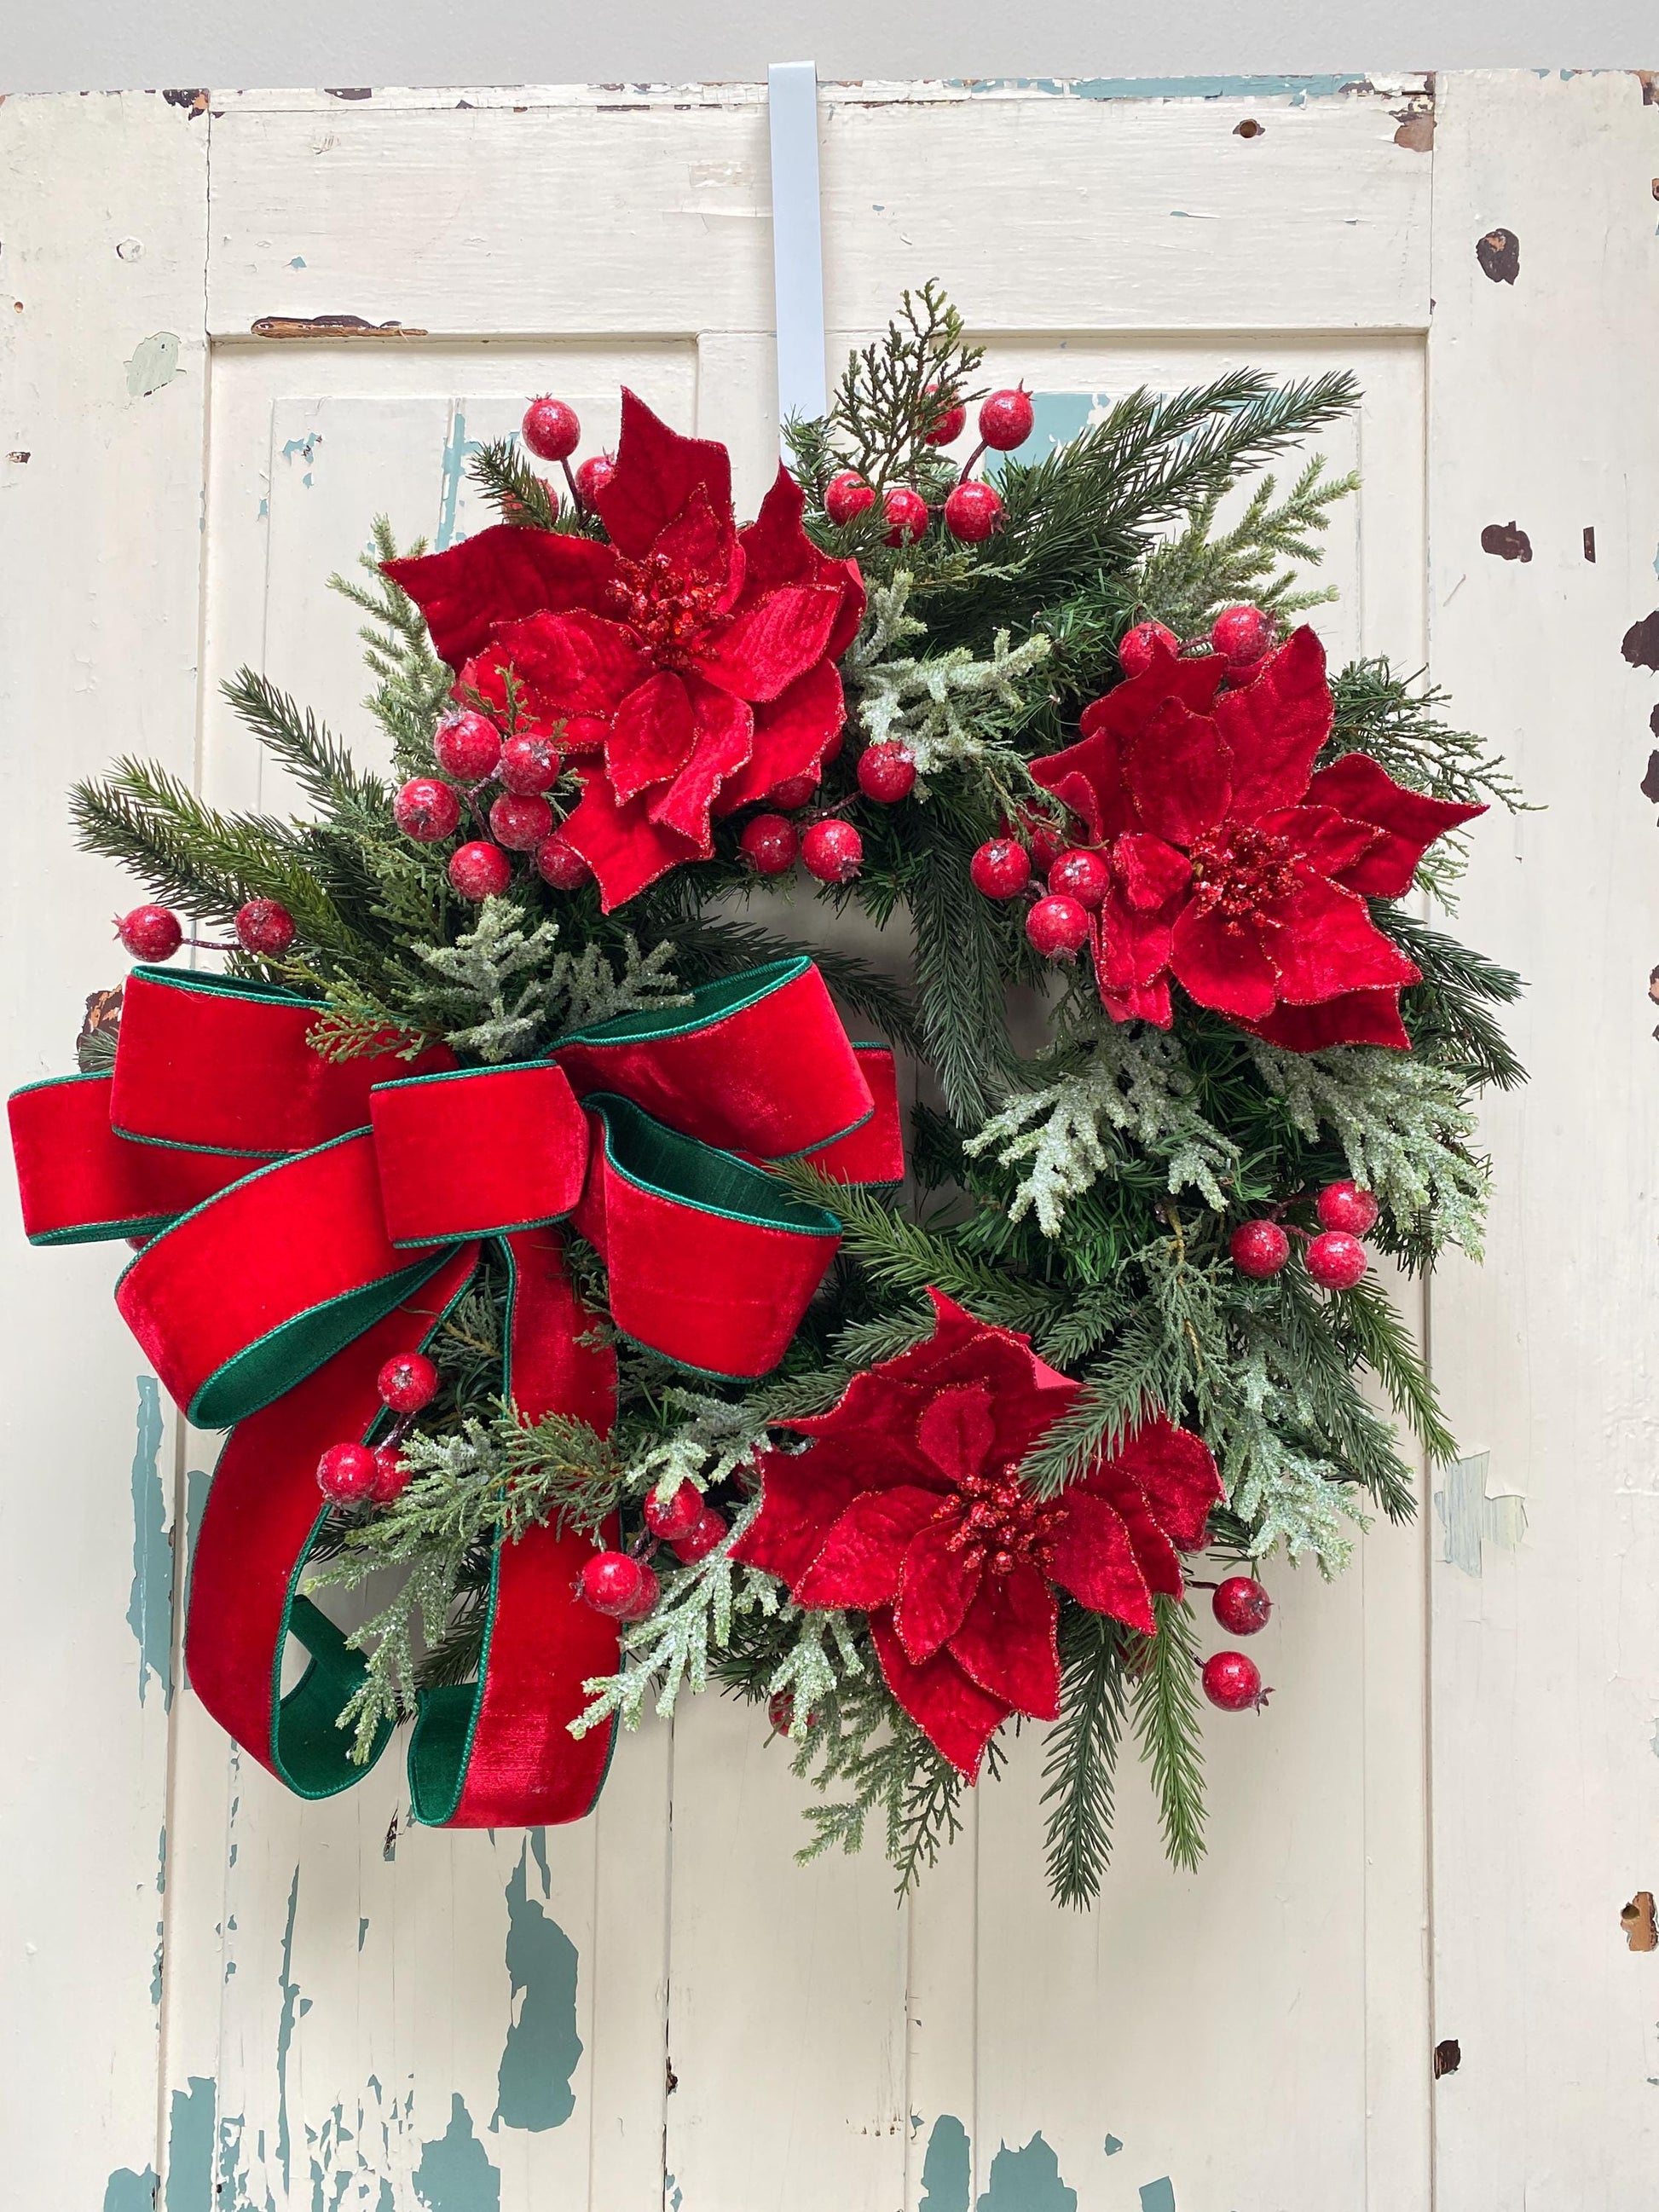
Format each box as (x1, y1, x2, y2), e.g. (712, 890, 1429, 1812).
(12, 289, 1523, 1903)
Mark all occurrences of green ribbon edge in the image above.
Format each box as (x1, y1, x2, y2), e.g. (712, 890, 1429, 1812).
(555, 955, 808, 1049)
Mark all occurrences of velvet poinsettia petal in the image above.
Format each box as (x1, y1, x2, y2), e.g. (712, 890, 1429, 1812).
(1044, 1491, 1156, 1632)
(1031, 729, 1130, 845)
(916, 1382, 998, 1487)
(1267, 871, 1420, 1003)
(738, 468, 866, 652)
(556, 770, 703, 910)
(1213, 626, 1334, 820)
(1303, 751, 1488, 897)
(947, 1562, 1061, 1720)
(644, 678, 753, 846)
(594, 388, 734, 561)
(384, 528, 617, 670)
(1113, 831, 1192, 911)
(605, 671, 697, 803)
(791, 1484, 947, 1610)
(1082, 643, 1228, 744)
(893, 1514, 987, 1663)
(480, 610, 650, 751)
(1255, 804, 1381, 880)
(710, 660, 847, 815)
(1123, 699, 1234, 846)
(1097, 970, 1175, 1028)
(1089, 1412, 1223, 1553)
(649, 485, 744, 613)
(1169, 904, 1281, 1019)
(731, 1443, 869, 1587)
(694, 585, 843, 705)
(1243, 990, 1412, 1051)
(1095, 887, 1176, 996)
(869, 1608, 1011, 1778)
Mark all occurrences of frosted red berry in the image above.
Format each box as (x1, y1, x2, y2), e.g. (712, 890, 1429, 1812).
(448, 840, 512, 901)
(234, 899, 297, 956)
(802, 818, 864, 884)
(574, 453, 616, 510)
(825, 469, 876, 525)
(642, 1480, 704, 1543)
(433, 709, 502, 783)
(766, 771, 820, 810)
(1119, 619, 1179, 678)
(738, 813, 800, 875)
(970, 839, 1032, 900)
(1316, 1181, 1379, 1236)
(1304, 1230, 1368, 1291)
(395, 776, 461, 842)
(673, 1507, 728, 1564)
(116, 904, 183, 961)
(856, 742, 916, 803)
(488, 792, 554, 852)
(978, 388, 1034, 451)
(943, 480, 1003, 542)
(376, 1352, 439, 1415)
(499, 732, 558, 795)
(1026, 893, 1090, 960)
(535, 835, 592, 891)
(580, 1551, 657, 1620)
(882, 486, 930, 546)
(369, 1446, 413, 1506)
(1211, 604, 1274, 666)
(1229, 1219, 1291, 1279)
(1021, 815, 1069, 875)
(1212, 1576, 1273, 1636)
(316, 1441, 378, 1506)
(1202, 1650, 1267, 1712)
(924, 387, 968, 446)
(522, 396, 581, 462)
(1047, 849, 1109, 910)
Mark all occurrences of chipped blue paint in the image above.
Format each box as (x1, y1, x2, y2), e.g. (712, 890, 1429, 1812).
(126, 331, 182, 397)
(1651, 538, 1659, 580)
(528, 1824, 552, 1893)
(959, 73, 1364, 103)
(275, 1867, 303, 2193)
(920, 2113, 972, 2210)
(977, 2133, 1077, 2211)
(1434, 1452, 1528, 1575)
(413, 2096, 500, 2211)
(151, 1822, 167, 2008)
(666, 2174, 683, 2211)
(436, 409, 489, 552)
(165, 2076, 217, 2212)
(494, 1839, 582, 2131)
(986, 392, 1106, 485)
(257, 495, 269, 518)
(128, 1374, 172, 1707)
(1139, 2181, 1176, 2212)
(103, 2168, 159, 2211)
(358, 1915, 369, 1952)
(289, 255, 308, 268)
(1104, 2134, 1124, 2155)
(280, 431, 322, 489)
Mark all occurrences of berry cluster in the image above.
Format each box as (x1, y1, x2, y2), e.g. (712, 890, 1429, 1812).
(1229, 1181, 1378, 1293)
(824, 385, 1036, 548)
(115, 898, 298, 963)
(394, 705, 592, 901)
(735, 736, 925, 889)
(1200, 1574, 1274, 1713)
(575, 1479, 730, 1622)
(313, 1351, 442, 1510)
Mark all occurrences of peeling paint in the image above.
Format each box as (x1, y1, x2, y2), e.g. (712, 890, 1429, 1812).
(280, 430, 322, 490)
(1480, 521, 1532, 563)
(358, 1915, 369, 1953)
(102, 2169, 159, 2211)
(1139, 2182, 1177, 2212)
(1435, 1452, 1528, 1574)
(126, 330, 182, 397)
(493, 1839, 582, 2132)
(165, 2077, 217, 2212)
(1476, 228, 1521, 283)
(1622, 611, 1659, 671)
(127, 1373, 171, 1707)
(437, 408, 487, 552)
(1103, 2134, 1123, 2156)
(958, 73, 1367, 104)
(920, 2113, 972, 2210)
(151, 1822, 167, 2009)
(413, 2095, 500, 2211)
(275, 1867, 303, 2193)
(977, 2133, 1077, 2210)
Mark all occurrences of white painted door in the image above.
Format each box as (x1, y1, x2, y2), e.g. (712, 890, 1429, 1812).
(3, 69, 1654, 2212)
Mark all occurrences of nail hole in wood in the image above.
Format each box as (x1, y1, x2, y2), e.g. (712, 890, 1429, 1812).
(1234, 118, 1263, 138)
(1432, 2038, 1461, 2078)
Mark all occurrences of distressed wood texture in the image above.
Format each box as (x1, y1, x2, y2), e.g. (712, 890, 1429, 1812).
(1425, 71, 1659, 2208)
(0, 93, 210, 2207)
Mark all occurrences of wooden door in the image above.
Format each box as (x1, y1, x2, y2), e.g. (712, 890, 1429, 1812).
(3, 69, 1654, 2212)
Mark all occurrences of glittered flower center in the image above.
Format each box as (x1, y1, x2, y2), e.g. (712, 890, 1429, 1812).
(607, 552, 726, 667)
(944, 1460, 1069, 1576)
(1187, 822, 1298, 920)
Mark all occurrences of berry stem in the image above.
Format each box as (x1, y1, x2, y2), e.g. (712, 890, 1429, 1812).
(560, 458, 581, 508)
(957, 439, 988, 485)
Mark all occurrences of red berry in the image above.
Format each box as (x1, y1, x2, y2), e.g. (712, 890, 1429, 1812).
(738, 812, 800, 875)
(1304, 1230, 1368, 1291)
(1020, 814, 1069, 874)
(433, 709, 502, 783)
(115, 904, 183, 961)
(802, 818, 864, 884)
(856, 742, 916, 803)
(499, 732, 558, 795)
(316, 1441, 378, 1506)
(234, 899, 297, 956)
(969, 838, 1032, 901)
(488, 792, 554, 852)
(574, 453, 616, 511)
(580, 1551, 657, 1620)
(1026, 893, 1090, 961)
(395, 777, 461, 843)
(768, 1690, 797, 1735)
(766, 770, 820, 810)
(1229, 1219, 1291, 1279)
(1119, 620, 1179, 678)
(1202, 1651, 1267, 1712)
(448, 841, 513, 900)
(978, 388, 1035, 451)
(943, 479, 1004, 542)
(1211, 604, 1274, 666)
(1046, 848, 1108, 910)
(923, 387, 968, 446)
(673, 1507, 728, 1564)
(1316, 1181, 1379, 1236)
(369, 1446, 413, 1506)
(1212, 1577, 1272, 1636)
(522, 396, 581, 462)
(535, 835, 592, 891)
(882, 486, 930, 546)
(642, 1480, 704, 1543)
(376, 1352, 438, 1415)
(825, 469, 876, 525)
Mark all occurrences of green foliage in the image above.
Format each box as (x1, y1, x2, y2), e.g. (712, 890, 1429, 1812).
(1129, 1596, 1207, 1872)
(328, 519, 455, 770)
(1043, 1609, 1130, 1908)
(1136, 454, 1359, 639)
(815, 280, 985, 494)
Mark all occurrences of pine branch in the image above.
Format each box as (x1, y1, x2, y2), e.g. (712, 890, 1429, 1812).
(219, 668, 391, 816)
(1129, 1595, 1207, 1872)
(1042, 1608, 1130, 1908)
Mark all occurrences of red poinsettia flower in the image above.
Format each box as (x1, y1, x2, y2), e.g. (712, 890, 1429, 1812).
(1031, 629, 1486, 1048)
(733, 1290, 1223, 1776)
(384, 391, 864, 910)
